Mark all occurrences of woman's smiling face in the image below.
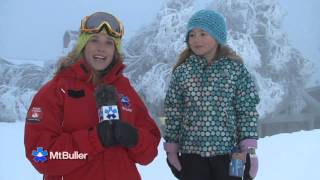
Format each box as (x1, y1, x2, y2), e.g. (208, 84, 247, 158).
(84, 32, 115, 71)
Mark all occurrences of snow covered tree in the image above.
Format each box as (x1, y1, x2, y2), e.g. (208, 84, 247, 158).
(210, 0, 316, 118)
(0, 58, 55, 122)
(124, 0, 194, 119)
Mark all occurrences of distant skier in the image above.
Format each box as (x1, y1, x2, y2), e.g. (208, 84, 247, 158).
(163, 9, 260, 180)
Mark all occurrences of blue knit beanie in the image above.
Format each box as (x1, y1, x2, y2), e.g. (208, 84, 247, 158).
(186, 9, 227, 45)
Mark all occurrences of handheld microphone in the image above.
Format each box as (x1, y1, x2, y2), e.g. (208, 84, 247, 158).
(94, 84, 120, 123)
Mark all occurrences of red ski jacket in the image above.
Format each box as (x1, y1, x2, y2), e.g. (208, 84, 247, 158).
(24, 59, 161, 180)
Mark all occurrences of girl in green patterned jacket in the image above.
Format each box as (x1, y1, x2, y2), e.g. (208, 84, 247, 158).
(163, 9, 260, 180)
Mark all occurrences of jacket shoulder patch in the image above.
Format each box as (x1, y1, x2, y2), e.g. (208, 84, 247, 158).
(120, 94, 132, 112)
(26, 107, 43, 123)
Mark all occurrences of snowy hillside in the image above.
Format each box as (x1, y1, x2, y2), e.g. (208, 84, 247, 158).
(0, 58, 55, 122)
(0, 122, 319, 180)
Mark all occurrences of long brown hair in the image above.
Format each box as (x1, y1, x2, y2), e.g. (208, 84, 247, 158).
(173, 45, 243, 71)
(55, 44, 123, 84)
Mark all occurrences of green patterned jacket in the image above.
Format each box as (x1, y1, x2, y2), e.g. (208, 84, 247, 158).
(164, 55, 260, 157)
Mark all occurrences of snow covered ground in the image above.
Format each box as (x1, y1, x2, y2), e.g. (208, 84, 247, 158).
(0, 122, 319, 180)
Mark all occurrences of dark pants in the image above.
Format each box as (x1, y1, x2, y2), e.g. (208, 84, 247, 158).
(179, 154, 252, 180)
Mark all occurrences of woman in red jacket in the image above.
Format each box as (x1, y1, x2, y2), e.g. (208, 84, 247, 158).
(24, 12, 161, 180)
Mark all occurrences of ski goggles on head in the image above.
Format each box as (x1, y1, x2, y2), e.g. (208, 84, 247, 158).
(80, 12, 124, 39)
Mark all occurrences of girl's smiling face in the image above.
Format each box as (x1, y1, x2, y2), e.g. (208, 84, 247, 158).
(188, 28, 218, 61)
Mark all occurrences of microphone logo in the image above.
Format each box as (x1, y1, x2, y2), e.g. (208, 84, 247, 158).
(99, 105, 120, 122)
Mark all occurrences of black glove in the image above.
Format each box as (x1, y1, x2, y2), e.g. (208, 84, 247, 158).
(97, 121, 118, 147)
(166, 155, 182, 179)
(114, 121, 138, 148)
(243, 153, 253, 180)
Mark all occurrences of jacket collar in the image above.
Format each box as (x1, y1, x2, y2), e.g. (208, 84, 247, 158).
(188, 54, 228, 66)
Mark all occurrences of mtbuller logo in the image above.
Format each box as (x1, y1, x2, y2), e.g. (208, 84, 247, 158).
(32, 147, 88, 162)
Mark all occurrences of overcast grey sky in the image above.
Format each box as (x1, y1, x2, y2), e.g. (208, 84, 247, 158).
(0, 0, 319, 62)
(0, 0, 163, 61)
(279, 0, 320, 61)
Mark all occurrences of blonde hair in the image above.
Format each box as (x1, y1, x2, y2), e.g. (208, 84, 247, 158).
(173, 45, 243, 71)
(55, 35, 123, 84)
